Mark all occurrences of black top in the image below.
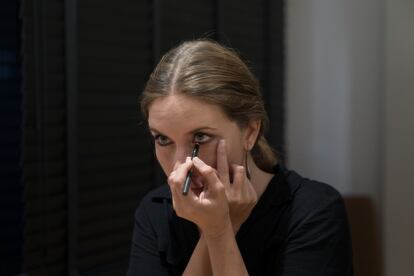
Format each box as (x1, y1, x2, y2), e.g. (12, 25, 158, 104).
(127, 165, 353, 275)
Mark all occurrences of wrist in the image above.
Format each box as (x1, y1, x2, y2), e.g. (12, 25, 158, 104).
(203, 219, 234, 241)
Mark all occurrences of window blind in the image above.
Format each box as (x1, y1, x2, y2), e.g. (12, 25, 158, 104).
(76, 1, 154, 274)
(20, 1, 285, 275)
(0, 0, 23, 274)
(22, 0, 68, 275)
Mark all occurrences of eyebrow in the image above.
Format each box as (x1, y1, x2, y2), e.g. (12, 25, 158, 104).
(149, 126, 217, 135)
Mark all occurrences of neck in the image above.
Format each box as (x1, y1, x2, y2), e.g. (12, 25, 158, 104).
(247, 154, 275, 199)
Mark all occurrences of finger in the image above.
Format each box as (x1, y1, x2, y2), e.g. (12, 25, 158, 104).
(169, 179, 181, 202)
(168, 159, 193, 190)
(176, 158, 193, 179)
(168, 159, 194, 212)
(173, 160, 180, 171)
(169, 171, 199, 216)
(231, 164, 246, 191)
(216, 139, 230, 188)
(173, 156, 191, 171)
(186, 183, 200, 202)
(192, 157, 221, 192)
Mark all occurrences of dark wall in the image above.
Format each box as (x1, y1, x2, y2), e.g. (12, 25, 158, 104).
(19, 0, 284, 275)
(0, 0, 23, 275)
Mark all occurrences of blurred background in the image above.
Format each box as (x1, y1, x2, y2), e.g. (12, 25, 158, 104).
(0, 0, 412, 275)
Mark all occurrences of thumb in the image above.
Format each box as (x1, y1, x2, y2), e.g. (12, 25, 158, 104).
(192, 157, 222, 194)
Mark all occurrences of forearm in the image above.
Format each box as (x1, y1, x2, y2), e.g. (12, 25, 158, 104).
(183, 221, 244, 276)
(183, 236, 213, 276)
(204, 222, 248, 276)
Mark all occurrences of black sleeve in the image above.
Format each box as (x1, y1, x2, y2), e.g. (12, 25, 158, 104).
(277, 186, 353, 275)
(127, 198, 170, 276)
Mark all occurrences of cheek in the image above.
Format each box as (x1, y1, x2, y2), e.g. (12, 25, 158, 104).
(225, 141, 245, 166)
(155, 147, 174, 175)
(197, 141, 218, 168)
(197, 139, 244, 169)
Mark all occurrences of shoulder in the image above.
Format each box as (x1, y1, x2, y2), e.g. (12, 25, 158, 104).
(288, 169, 343, 204)
(282, 168, 348, 225)
(269, 167, 353, 273)
(139, 184, 171, 204)
(134, 185, 172, 222)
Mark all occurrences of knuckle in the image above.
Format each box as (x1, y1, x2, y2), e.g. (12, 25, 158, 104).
(230, 190, 238, 199)
(201, 166, 215, 176)
(168, 177, 181, 188)
(216, 183, 225, 193)
(167, 177, 176, 187)
(234, 165, 244, 174)
(205, 167, 215, 175)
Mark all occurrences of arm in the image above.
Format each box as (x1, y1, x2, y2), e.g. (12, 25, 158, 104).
(182, 235, 213, 276)
(169, 156, 250, 276)
(183, 222, 245, 276)
(181, 201, 248, 276)
(183, 228, 248, 276)
(182, 140, 256, 275)
(204, 221, 248, 276)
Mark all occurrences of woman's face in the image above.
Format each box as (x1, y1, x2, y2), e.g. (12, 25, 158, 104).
(148, 94, 255, 177)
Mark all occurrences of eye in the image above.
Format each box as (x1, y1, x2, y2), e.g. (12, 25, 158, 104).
(193, 132, 212, 144)
(153, 134, 172, 146)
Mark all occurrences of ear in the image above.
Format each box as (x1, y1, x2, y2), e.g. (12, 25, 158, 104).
(243, 120, 261, 151)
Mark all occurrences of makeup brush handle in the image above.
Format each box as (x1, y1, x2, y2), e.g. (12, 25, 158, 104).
(182, 170, 193, 195)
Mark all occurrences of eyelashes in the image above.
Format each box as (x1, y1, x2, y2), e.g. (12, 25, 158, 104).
(153, 134, 172, 146)
(152, 132, 213, 146)
(193, 133, 212, 144)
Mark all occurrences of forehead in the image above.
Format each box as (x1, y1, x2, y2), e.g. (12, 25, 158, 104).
(148, 94, 231, 132)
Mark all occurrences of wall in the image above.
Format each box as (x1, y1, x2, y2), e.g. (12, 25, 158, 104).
(383, 0, 414, 275)
(286, 0, 383, 200)
(286, 0, 414, 275)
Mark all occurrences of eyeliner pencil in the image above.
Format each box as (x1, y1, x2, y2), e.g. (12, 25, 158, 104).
(182, 143, 200, 195)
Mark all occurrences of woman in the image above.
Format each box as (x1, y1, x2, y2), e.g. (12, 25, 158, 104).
(127, 39, 353, 275)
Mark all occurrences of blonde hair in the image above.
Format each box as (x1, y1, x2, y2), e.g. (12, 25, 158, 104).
(140, 39, 277, 172)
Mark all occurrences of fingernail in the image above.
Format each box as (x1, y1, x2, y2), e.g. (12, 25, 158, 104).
(193, 157, 201, 164)
(220, 139, 225, 146)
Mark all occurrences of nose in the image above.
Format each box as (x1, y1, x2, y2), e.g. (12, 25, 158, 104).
(174, 144, 194, 165)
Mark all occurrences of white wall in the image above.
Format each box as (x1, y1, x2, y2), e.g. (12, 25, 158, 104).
(383, 0, 414, 275)
(286, 0, 383, 200)
(286, 0, 414, 275)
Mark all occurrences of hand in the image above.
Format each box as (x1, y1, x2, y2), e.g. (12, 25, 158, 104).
(168, 156, 231, 239)
(216, 140, 258, 233)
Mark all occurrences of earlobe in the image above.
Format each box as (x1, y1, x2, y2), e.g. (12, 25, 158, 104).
(244, 120, 261, 151)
